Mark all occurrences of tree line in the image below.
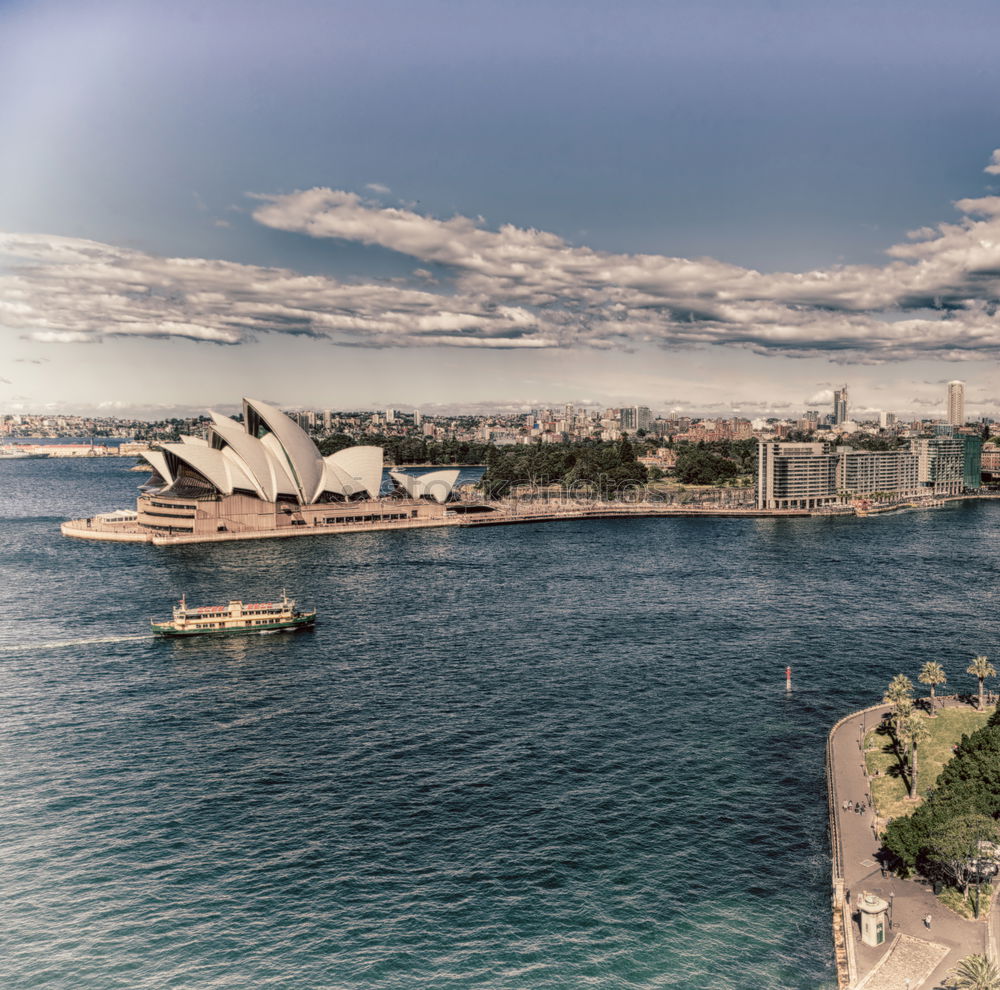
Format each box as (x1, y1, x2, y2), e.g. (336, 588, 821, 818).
(479, 438, 649, 496)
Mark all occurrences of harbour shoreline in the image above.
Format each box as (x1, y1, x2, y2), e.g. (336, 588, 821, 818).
(60, 493, 1000, 546)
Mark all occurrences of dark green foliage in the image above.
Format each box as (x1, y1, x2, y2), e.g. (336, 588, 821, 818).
(883, 722, 1000, 875)
(317, 433, 356, 456)
(674, 449, 738, 485)
(479, 439, 648, 497)
(986, 702, 1000, 729)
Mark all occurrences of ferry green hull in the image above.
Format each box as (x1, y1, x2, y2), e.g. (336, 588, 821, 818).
(151, 613, 316, 637)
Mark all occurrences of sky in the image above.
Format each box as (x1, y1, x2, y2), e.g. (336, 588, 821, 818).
(3, 0, 1000, 420)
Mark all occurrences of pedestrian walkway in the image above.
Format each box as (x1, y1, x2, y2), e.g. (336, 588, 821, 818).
(829, 701, 992, 988)
(856, 934, 948, 990)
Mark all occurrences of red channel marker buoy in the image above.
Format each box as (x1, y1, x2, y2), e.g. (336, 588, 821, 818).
(785, 666, 792, 691)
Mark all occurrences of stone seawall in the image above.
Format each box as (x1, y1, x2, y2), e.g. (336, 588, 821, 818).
(62, 503, 814, 545)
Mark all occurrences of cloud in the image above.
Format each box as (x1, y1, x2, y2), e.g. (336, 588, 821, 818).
(8, 151, 1000, 362)
(986, 150, 1000, 175)
(365, 182, 391, 195)
(0, 232, 557, 349)
(0, 376, 11, 384)
(249, 163, 1000, 361)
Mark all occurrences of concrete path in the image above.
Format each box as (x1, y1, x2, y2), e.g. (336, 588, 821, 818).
(830, 703, 991, 988)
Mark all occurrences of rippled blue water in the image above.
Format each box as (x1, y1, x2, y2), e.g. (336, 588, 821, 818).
(3, 459, 999, 989)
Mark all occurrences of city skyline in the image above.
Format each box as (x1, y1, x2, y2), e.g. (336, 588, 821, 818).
(4, 1, 1000, 417)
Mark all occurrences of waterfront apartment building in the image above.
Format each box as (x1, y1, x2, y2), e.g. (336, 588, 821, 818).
(756, 442, 838, 509)
(757, 436, 982, 507)
(910, 435, 982, 494)
(947, 380, 965, 426)
(836, 449, 920, 498)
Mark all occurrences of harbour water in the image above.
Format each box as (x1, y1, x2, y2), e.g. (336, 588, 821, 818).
(3, 458, 999, 989)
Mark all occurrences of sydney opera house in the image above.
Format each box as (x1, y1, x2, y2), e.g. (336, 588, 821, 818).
(113, 397, 461, 540)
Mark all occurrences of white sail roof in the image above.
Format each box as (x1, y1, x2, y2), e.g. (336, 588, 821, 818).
(243, 398, 325, 504)
(160, 443, 258, 495)
(320, 458, 362, 498)
(148, 396, 385, 506)
(328, 446, 383, 501)
(141, 449, 174, 487)
(389, 468, 460, 504)
(209, 410, 294, 501)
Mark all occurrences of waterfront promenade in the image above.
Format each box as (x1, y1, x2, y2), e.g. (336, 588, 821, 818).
(61, 501, 812, 545)
(828, 701, 996, 989)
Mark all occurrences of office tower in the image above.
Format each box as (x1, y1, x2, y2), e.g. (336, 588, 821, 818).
(620, 407, 638, 431)
(386, 408, 396, 424)
(414, 410, 422, 427)
(637, 406, 653, 432)
(878, 411, 896, 429)
(833, 386, 848, 426)
(947, 381, 965, 426)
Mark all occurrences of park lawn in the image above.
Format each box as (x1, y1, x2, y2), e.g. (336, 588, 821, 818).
(865, 706, 991, 821)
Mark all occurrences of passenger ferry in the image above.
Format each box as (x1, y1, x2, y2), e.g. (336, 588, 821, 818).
(151, 592, 316, 637)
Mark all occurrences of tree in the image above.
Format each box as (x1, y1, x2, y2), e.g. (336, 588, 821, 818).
(918, 661, 948, 715)
(924, 813, 1000, 896)
(884, 674, 915, 734)
(945, 954, 1000, 990)
(898, 713, 931, 800)
(967, 655, 997, 712)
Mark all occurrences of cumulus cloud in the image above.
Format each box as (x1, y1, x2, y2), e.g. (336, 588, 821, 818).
(249, 171, 1000, 361)
(8, 152, 1000, 361)
(986, 149, 1000, 175)
(0, 232, 555, 349)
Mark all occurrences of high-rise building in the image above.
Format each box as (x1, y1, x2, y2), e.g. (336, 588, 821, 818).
(386, 408, 396, 424)
(947, 381, 965, 426)
(837, 449, 919, 497)
(833, 386, 848, 426)
(322, 409, 332, 431)
(414, 410, 422, 427)
(637, 406, 653, 432)
(910, 436, 979, 494)
(756, 441, 838, 510)
(620, 407, 637, 431)
(878, 411, 895, 429)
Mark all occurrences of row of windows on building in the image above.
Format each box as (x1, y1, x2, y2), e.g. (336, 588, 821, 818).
(757, 437, 983, 509)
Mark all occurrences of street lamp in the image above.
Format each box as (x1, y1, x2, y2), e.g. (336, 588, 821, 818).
(888, 891, 894, 930)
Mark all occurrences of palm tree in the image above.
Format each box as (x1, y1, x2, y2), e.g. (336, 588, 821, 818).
(918, 661, 948, 715)
(967, 655, 997, 712)
(945, 953, 1000, 989)
(898, 712, 931, 801)
(884, 674, 915, 735)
